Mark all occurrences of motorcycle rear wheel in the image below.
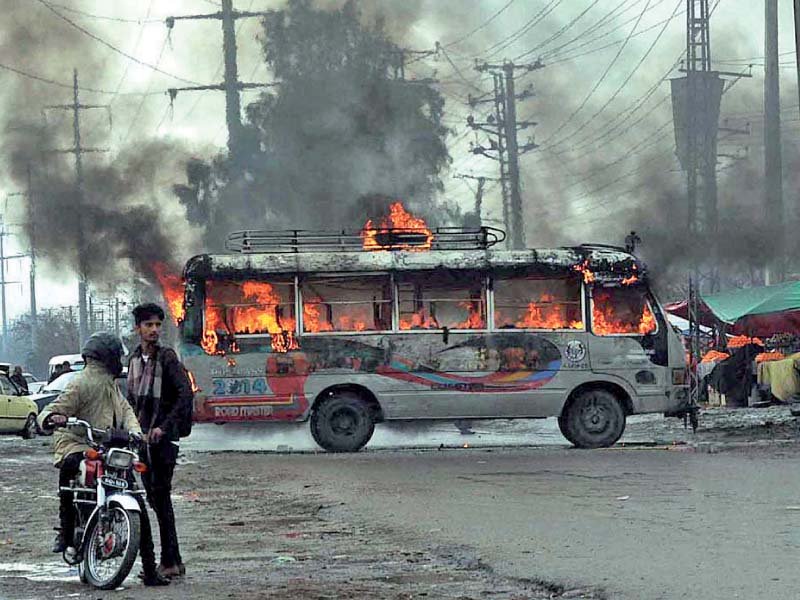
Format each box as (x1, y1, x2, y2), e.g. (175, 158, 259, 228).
(84, 507, 140, 590)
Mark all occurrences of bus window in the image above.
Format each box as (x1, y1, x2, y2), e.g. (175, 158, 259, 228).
(591, 286, 657, 336)
(301, 275, 391, 333)
(494, 276, 583, 330)
(205, 279, 296, 340)
(397, 273, 486, 330)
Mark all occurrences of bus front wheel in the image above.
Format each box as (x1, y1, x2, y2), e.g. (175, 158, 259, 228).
(559, 389, 626, 449)
(310, 392, 375, 453)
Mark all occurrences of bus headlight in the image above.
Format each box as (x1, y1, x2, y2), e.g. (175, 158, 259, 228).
(672, 368, 687, 386)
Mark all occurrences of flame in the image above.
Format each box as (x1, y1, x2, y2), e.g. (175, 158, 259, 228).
(152, 262, 185, 324)
(203, 281, 298, 354)
(572, 260, 596, 284)
(454, 301, 485, 329)
(187, 370, 201, 393)
(302, 300, 373, 332)
(507, 294, 583, 330)
(361, 202, 434, 251)
(400, 308, 439, 330)
(621, 275, 639, 286)
(592, 290, 657, 335)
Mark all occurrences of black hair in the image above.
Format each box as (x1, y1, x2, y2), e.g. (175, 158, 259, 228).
(133, 303, 165, 325)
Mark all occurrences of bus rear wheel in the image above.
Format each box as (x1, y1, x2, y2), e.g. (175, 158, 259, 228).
(559, 389, 626, 449)
(310, 392, 375, 453)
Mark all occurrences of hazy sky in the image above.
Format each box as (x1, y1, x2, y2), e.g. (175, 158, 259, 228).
(1, 0, 798, 321)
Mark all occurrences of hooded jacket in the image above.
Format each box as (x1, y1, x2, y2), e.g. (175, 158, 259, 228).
(38, 359, 141, 466)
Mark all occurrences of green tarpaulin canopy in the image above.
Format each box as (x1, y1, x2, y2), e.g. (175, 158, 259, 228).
(665, 281, 800, 335)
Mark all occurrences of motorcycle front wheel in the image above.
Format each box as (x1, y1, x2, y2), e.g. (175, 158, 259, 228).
(84, 507, 140, 590)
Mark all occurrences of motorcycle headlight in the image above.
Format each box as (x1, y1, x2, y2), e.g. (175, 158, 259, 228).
(106, 449, 135, 469)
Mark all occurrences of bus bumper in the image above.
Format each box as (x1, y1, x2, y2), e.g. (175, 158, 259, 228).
(631, 386, 690, 415)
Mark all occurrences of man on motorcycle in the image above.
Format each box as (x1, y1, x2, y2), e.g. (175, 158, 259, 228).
(38, 332, 170, 587)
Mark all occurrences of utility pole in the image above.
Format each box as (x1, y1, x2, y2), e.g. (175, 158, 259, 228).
(795, 1, 800, 113)
(27, 166, 37, 357)
(474, 60, 542, 249)
(114, 297, 120, 338)
(44, 69, 109, 347)
(166, 0, 275, 157)
(764, 0, 783, 283)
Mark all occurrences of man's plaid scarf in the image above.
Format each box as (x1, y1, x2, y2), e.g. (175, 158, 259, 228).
(128, 349, 163, 432)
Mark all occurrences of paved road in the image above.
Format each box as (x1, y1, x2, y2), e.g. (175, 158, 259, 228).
(261, 445, 800, 600)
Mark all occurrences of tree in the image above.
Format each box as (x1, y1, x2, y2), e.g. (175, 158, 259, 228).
(4, 311, 80, 379)
(177, 0, 451, 248)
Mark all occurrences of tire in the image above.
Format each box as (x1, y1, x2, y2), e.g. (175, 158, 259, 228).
(557, 414, 578, 446)
(21, 414, 37, 439)
(310, 391, 375, 453)
(559, 388, 626, 449)
(84, 508, 141, 590)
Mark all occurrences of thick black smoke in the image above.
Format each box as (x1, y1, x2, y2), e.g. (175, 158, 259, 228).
(0, 1, 200, 286)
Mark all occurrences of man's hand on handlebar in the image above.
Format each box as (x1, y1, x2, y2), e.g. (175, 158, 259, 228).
(44, 413, 68, 429)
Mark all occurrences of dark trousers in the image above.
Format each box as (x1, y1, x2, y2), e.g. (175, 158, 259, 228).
(142, 440, 182, 568)
(57, 452, 158, 573)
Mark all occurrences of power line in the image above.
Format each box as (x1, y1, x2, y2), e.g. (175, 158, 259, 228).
(482, 0, 564, 58)
(513, 0, 604, 62)
(121, 35, 170, 145)
(107, 0, 156, 105)
(538, 0, 650, 59)
(0, 60, 163, 96)
(442, 0, 517, 49)
(35, 0, 202, 86)
(47, 2, 161, 24)
(539, 0, 655, 146)
(547, 0, 682, 150)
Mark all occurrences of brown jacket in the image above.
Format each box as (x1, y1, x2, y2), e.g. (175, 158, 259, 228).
(38, 359, 141, 465)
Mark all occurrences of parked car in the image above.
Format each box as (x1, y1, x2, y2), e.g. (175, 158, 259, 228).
(0, 371, 38, 438)
(29, 370, 128, 414)
(21, 372, 46, 394)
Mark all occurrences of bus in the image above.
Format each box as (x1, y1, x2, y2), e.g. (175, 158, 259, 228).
(177, 227, 690, 452)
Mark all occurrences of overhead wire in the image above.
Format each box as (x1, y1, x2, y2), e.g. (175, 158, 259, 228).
(121, 35, 171, 145)
(481, 0, 564, 59)
(108, 0, 156, 105)
(546, 0, 683, 151)
(513, 0, 605, 62)
(538, 0, 655, 146)
(47, 2, 162, 24)
(441, 0, 517, 49)
(35, 0, 202, 85)
(0, 60, 163, 96)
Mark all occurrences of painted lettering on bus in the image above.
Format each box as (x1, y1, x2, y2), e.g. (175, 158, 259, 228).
(213, 405, 274, 418)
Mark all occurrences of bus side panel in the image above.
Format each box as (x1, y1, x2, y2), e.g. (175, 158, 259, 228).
(180, 329, 598, 423)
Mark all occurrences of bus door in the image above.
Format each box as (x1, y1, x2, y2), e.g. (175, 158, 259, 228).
(587, 284, 664, 386)
(490, 274, 588, 416)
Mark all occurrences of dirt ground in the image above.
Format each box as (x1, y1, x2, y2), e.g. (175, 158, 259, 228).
(1, 406, 799, 599)
(0, 437, 600, 600)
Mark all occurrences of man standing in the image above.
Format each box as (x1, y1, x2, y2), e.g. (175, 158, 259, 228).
(128, 303, 192, 579)
(10, 366, 28, 392)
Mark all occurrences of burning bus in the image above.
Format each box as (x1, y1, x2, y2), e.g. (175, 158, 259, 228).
(162, 204, 690, 452)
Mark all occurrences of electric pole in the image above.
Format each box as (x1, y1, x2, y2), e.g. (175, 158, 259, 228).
(27, 166, 37, 356)
(166, 0, 275, 157)
(44, 69, 109, 347)
(764, 0, 783, 283)
(474, 60, 542, 249)
(795, 1, 800, 113)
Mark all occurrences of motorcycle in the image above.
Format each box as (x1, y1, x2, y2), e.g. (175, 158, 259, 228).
(54, 417, 148, 589)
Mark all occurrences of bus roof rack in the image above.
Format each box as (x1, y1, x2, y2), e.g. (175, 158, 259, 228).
(225, 226, 506, 254)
